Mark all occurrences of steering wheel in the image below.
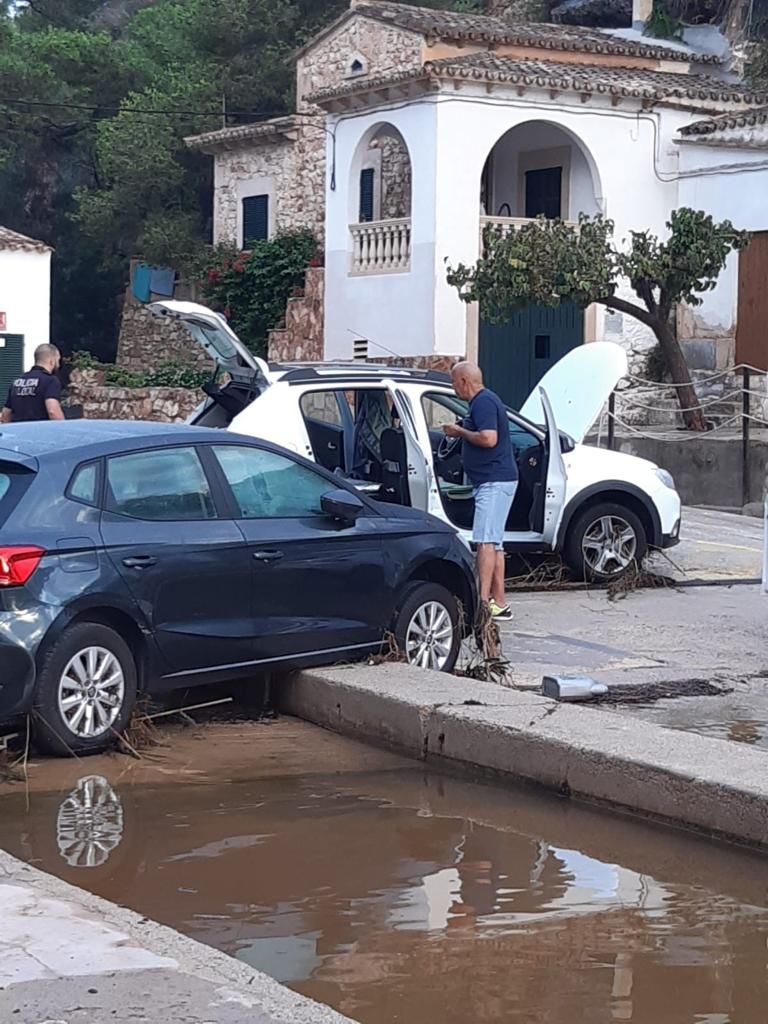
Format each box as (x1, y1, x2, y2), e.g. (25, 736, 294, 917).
(437, 431, 463, 461)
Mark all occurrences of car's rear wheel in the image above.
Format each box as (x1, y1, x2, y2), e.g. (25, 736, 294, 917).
(394, 582, 461, 673)
(33, 623, 137, 757)
(564, 502, 648, 583)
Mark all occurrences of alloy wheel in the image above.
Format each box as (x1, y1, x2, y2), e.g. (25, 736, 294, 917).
(58, 646, 126, 740)
(581, 514, 638, 576)
(405, 601, 454, 670)
(56, 775, 125, 869)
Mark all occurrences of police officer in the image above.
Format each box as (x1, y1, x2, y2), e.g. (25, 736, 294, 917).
(1, 344, 64, 423)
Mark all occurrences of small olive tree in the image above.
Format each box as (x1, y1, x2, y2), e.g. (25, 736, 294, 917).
(447, 208, 749, 431)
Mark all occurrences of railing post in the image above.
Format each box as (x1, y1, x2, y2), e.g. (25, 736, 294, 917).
(742, 367, 751, 507)
(607, 391, 616, 451)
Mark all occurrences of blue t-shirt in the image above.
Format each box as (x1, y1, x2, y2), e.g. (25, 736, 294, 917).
(462, 389, 518, 486)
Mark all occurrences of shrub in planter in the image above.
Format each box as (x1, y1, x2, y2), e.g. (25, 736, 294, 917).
(201, 230, 319, 357)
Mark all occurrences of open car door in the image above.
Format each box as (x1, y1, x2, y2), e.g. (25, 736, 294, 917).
(540, 387, 568, 548)
(386, 382, 432, 512)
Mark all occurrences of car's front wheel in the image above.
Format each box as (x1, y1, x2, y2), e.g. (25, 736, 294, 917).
(33, 622, 137, 757)
(563, 502, 648, 583)
(394, 582, 461, 673)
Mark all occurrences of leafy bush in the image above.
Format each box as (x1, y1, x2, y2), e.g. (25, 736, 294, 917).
(69, 352, 209, 390)
(201, 230, 320, 357)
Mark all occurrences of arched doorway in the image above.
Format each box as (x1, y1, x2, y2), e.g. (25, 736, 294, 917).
(478, 121, 602, 410)
(348, 123, 412, 275)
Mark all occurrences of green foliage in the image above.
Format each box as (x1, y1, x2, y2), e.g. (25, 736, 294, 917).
(643, 1, 684, 39)
(448, 209, 749, 326)
(746, 19, 768, 88)
(448, 215, 617, 320)
(70, 350, 209, 389)
(201, 230, 319, 357)
(620, 208, 749, 313)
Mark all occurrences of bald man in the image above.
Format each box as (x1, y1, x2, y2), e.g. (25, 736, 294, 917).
(1, 343, 64, 423)
(443, 362, 517, 620)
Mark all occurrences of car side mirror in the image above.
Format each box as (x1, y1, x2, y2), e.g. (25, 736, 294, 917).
(321, 488, 364, 525)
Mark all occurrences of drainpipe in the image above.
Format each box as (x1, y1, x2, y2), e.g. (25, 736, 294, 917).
(633, 0, 653, 31)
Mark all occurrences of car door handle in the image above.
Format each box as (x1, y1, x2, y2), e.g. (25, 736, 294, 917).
(252, 550, 284, 563)
(122, 555, 157, 569)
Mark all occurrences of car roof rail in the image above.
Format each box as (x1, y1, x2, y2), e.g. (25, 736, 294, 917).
(271, 363, 452, 385)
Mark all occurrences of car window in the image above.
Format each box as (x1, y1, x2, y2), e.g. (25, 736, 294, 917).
(107, 447, 216, 521)
(213, 445, 330, 519)
(300, 390, 343, 426)
(69, 462, 99, 506)
(422, 394, 458, 430)
(422, 391, 541, 455)
(0, 463, 35, 528)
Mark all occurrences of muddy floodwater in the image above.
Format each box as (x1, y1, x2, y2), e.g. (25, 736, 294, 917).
(2, 720, 768, 1024)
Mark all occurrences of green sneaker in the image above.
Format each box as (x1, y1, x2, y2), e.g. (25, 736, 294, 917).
(488, 599, 513, 622)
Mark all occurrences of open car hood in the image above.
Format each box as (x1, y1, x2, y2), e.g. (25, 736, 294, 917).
(146, 300, 271, 381)
(519, 341, 628, 444)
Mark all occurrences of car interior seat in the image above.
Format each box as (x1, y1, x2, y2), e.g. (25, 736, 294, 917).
(379, 428, 410, 506)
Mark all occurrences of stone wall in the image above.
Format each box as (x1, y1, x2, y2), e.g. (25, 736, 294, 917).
(67, 369, 201, 423)
(117, 299, 211, 372)
(213, 131, 326, 245)
(371, 355, 459, 374)
(380, 134, 412, 219)
(297, 18, 424, 113)
(268, 267, 325, 363)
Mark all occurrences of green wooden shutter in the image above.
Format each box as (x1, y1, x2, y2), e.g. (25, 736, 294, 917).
(524, 167, 562, 219)
(0, 335, 24, 406)
(242, 195, 269, 247)
(359, 168, 375, 223)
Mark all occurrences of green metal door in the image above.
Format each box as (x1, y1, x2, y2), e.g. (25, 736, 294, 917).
(0, 335, 24, 406)
(479, 304, 584, 410)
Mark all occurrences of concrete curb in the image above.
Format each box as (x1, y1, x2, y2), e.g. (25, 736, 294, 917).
(280, 664, 768, 849)
(0, 850, 357, 1024)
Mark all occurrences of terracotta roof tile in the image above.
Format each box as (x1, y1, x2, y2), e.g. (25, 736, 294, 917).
(307, 53, 766, 105)
(185, 116, 299, 151)
(0, 226, 52, 253)
(680, 105, 768, 135)
(354, 1, 721, 64)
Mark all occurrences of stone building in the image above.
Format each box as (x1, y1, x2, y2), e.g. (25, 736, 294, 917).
(187, 0, 768, 408)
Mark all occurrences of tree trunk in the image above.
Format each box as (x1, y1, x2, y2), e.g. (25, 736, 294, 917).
(654, 320, 707, 432)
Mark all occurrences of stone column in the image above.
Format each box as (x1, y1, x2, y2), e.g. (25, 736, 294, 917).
(632, 0, 653, 28)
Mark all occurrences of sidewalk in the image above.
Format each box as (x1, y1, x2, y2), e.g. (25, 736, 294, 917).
(0, 851, 355, 1024)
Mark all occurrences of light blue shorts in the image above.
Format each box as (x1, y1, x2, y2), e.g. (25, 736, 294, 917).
(473, 481, 518, 551)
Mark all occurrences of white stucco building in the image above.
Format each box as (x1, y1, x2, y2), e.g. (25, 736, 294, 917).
(0, 226, 53, 401)
(187, 0, 768, 406)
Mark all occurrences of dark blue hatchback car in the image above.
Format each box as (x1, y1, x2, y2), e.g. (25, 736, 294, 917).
(0, 421, 476, 756)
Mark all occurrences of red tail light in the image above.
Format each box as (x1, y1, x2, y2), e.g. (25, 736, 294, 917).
(0, 546, 45, 587)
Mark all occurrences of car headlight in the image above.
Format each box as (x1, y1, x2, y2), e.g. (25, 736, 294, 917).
(655, 468, 676, 490)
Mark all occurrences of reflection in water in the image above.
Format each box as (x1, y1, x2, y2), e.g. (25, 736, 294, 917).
(2, 768, 768, 1023)
(56, 775, 124, 868)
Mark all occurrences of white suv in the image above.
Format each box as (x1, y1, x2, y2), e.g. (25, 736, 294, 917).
(149, 301, 681, 582)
